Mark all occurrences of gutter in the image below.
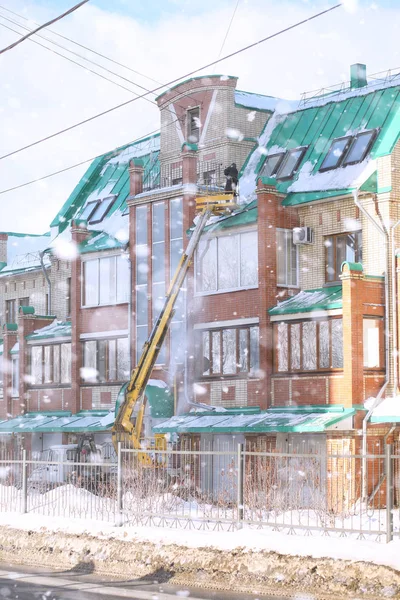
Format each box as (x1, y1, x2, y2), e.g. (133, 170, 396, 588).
(353, 189, 391, 501)
(39, 251, 51, 315)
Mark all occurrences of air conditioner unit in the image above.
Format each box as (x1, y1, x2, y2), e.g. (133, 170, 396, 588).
(293, 226, 313, 245)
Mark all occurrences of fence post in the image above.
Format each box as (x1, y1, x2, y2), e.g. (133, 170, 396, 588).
(385, 443, 393, 543)
(237, 443, 244, 529)
(116, 442, 123, 527)
(21, 449, 27, 514)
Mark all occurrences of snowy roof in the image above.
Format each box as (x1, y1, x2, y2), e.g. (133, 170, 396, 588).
(269, 285, 343, 317)
(26, 319, 72, 342)
(0, 231, 51, 276)
(0, 410, 114, 433)
(154, 405, 354, 434)
(239, 78, 400, 205)
(234, 90, 296, 113)
(50, 134, 160, 244)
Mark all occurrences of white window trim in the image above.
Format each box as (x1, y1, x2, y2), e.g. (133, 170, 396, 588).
(81, 255, 129, 308)
(194, 227, 258, 297)
(80, 330, 129, 340)
(194, 317, 259, 330)
(276, 227, 299, 288)
(270, 309, 342, 322)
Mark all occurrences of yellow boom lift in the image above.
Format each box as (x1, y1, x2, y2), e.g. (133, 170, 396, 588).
(112, 194, 237, 460)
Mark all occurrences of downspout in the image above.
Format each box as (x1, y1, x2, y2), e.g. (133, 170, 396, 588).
(391, 219, 400, 394)
(353, 189, 390, 502)
(126, 246, 132, 373)
(39, 250, 51, 315)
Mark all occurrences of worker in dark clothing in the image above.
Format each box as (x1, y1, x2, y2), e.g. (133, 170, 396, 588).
(224, 163, 238, 194)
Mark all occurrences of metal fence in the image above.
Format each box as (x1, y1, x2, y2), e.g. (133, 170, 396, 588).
(0, 439, 398, 542)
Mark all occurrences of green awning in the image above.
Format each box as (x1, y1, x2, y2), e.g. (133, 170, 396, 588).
(26, 321, 72, 341)
(268, 285, 342, 316)
(153, 405, 355, 434)
(115, 380, 174, 419)
(282, 189, 352, 207)
(0, 410, 114, 433)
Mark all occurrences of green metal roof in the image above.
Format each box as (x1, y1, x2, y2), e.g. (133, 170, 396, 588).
(154, 405, 354, 434)
(0, 410, 114, 433)
(50, 134, 160, 233)
(204, 200, 257, 233)
(268, 285, 342, 316)
(115, 380, 174, 419)
(78, 231, 126, 254)
(26, 321, 72, 341)
(241, 82, 400, 202)
(282, 189, 352, 207)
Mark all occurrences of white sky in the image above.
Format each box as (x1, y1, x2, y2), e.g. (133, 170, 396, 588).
(0, 0, 399, 233)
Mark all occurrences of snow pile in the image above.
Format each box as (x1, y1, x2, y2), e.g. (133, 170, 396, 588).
(371, 396, 400, 419)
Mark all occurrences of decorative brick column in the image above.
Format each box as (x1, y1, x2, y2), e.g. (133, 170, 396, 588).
(1, 324, 18, 419)
(128, 158, 144, 197)
(181, 143, 198, 407)
(0, 233, 7, 266)
(256, 178, 283, 409)
(340, 261, 365, 408)
(70, 220, 92, 414)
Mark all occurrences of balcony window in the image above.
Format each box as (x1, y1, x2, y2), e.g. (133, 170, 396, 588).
(197, 325, 259, 377)
(82, 255, 129, 306)
(275, 318, 343, 372)
(82, 338, 129, 383)
(30, 343, 71, 385)
(196, 230, 258, 294)
(325, 231, 362, 282)
(277, 229, 298, 287)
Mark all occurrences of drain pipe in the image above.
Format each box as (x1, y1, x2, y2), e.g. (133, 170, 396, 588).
(39, 251, 51, 315)
(390, 219, 400, 395)
(353, 190, 390, 502)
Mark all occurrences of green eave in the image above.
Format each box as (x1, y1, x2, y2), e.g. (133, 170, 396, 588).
(26, 321, 72, 341)
(204, 200, 257, 233)
(0, 410, 114, 433)
(115, 381, 174, 419)
(282, 189, 353, 207)
(269, 285, 342, 316)
(153, 405, 354, 434)
(78, 231, 126, 254)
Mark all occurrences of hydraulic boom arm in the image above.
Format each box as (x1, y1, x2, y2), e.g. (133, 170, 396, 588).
(112, 195, 237, 456)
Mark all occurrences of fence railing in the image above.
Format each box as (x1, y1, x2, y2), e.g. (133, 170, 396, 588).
(0, 440, 397, 542)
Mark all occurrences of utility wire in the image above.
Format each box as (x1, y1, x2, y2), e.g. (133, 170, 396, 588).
(0, 3, 341, 164)
(0, 0, 89, 56)
(215, 0, 240, 63)
(0, 3, 163, 88)
(0, 21, 157, 102)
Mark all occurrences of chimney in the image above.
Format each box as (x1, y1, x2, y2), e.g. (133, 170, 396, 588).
(128, 158, 144, 197)
(350, 63, 367, 89)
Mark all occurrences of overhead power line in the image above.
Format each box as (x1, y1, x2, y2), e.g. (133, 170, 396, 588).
(0, 3, 163, 88)
(0, 0, 89, 56)
(215, 0, 241, 64)
(0, 2, 342, 195)
(0, 2, 341, 164)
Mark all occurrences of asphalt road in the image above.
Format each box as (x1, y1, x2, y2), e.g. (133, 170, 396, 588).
(0, 564, 292, 600)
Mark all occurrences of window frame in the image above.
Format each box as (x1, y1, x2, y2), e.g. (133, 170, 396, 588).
(276, 147, 308, 181)
(274, 317, 344, 374)
(187, 106, 201, 143)
(196, 324, 259, 379)
(319, 135, 353, 172)
(342, 130, 378, 167)
(324, 230, 362, 283)
(28, 342, 72, 386)
(89, 196, 116, 224)
(81, 337, 129, 384)
(259, 153, 285, 178)
(276, 228, 299, 288)
(195, 228, 259, 296)
(81, 254, 129, 308)
(79, 200, 99, 222)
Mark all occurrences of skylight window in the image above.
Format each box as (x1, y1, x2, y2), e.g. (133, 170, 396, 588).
(320, 137, 352, 171)
(276, 147, 307, 180)
(342, 130, 377, 166)
(89, 196, 116, 224)
(259, 153, 285, 178)
(79, 200, 99, 221)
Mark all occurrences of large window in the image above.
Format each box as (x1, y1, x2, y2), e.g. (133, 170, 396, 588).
(30, 343, 71, 385)
(82, 255, 129, 306)
(5, 299, 16, 324)
(135, 205, 149, 364)
(277, 229, 298, 287)
(363, 318, 384, 369)
(325, 231, 362, 282)
(320, 130, 377, 172)
(82, 338, 129, 383)
(196, 230, 258, 294)
(11, 355, 19, 397)
(197, 325, 259, 377)
(187, 107, 200, 143)
(170, 198, 185, 366)
(152, 202, 166, 364)
(275, 319, 343, 372)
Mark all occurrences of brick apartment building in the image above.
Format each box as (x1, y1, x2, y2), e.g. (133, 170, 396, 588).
(0, 66, 400, 496)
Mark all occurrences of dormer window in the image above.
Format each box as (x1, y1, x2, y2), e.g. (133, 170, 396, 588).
(276, 147, 307, 180)
(89, 196, 116, 224)
(79, 196, 116, 224)
(260, 153, 285, 178)
(187, 107, 200, 143)
(320, 129, 377, 172)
